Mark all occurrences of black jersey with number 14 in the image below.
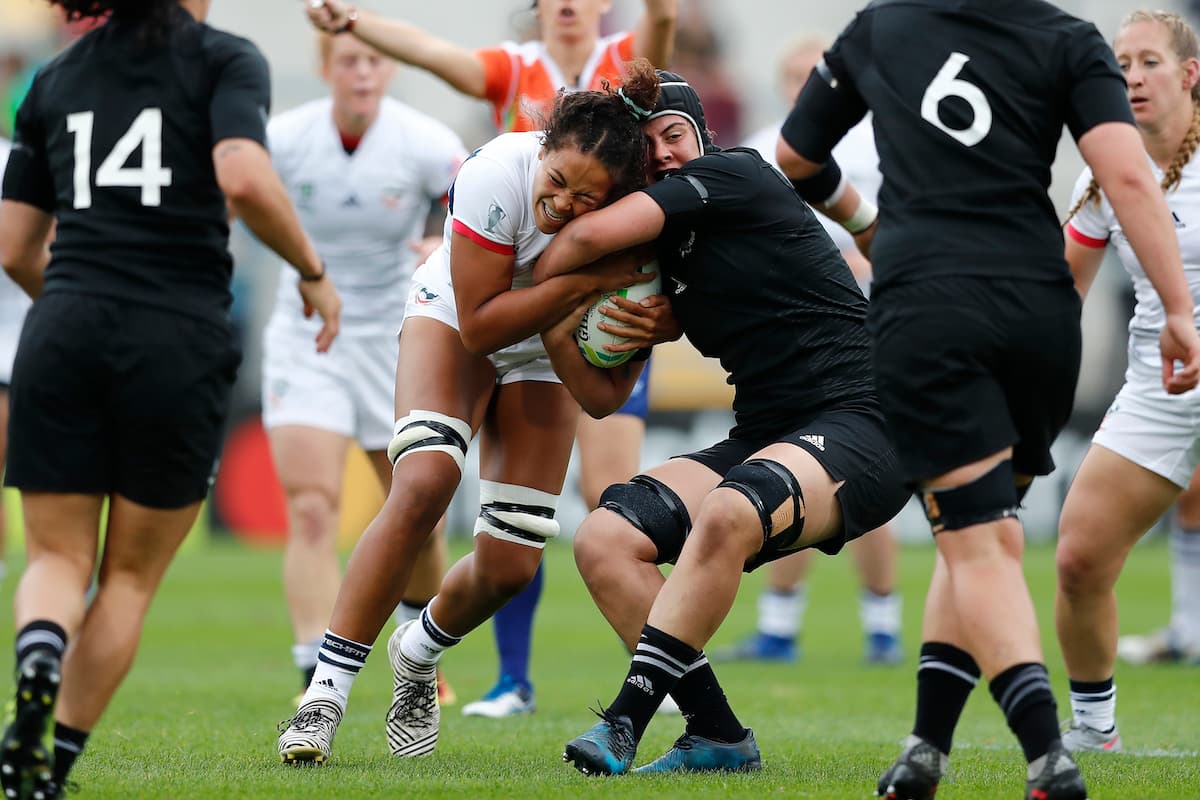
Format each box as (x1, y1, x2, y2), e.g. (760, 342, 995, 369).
(1, 8, 270, 322)
(781, 0, 1135, 292)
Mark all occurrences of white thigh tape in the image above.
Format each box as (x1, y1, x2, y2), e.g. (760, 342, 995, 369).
(474, 480, 561, 549)
(387, 409, 471, 473)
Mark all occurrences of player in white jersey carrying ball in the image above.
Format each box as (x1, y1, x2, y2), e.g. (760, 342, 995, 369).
(276, 60, 675, 765)
(1058, 9, 1200, 753)
(0, 135, 31, 585)
(262, 33, 467, 704)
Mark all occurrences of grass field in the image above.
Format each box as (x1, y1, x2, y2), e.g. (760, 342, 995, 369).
(2, 537, 1197, 799)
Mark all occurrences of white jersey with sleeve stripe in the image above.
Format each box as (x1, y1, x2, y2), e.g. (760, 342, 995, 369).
(266, 96, 465, 336)
(1067, 157, 1200, 366)
(742, 116, 880, 252)
(0, 136, 33, 383)
(419, 131, 555, 293)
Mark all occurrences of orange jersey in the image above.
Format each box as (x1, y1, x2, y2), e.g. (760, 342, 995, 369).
(475, 31, 636, 133)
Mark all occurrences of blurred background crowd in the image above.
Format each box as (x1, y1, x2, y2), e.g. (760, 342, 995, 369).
(1, 0, 1190, 545)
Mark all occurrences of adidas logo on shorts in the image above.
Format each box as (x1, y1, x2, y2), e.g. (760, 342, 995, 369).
(625, 675, 654, 694)
(798, 434, 826, 451)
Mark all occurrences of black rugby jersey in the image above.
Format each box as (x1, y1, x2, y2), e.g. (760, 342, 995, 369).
(641, 148, 875, 439)
(780, 0, 1134, 292)
(2, 7, 270, 322)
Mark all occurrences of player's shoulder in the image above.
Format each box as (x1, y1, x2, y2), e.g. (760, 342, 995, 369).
(690, 147, 768, 177)
(271, 98, 330, 131)
(378, 97, 462, 141)
(198, 23, 267, 66)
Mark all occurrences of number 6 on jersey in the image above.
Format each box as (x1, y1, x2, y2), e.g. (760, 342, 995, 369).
(66, 108, 173, 209)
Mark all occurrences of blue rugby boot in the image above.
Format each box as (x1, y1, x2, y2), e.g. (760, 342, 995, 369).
(866, 632, 905, 665)
(712, 632, 798, 663)
(632, 728, 762, 774)
(563, 709, 637, 776)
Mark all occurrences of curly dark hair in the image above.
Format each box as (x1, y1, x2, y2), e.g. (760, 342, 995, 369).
(48, 0, 179, 42)
(540, 58, 661, 199)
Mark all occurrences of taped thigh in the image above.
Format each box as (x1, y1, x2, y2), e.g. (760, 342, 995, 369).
(474, 481, 561, 550)
(387, 410, 471, 474)
(598, 475, 692, 565)
(920, 459, 1019, 534)
(718, 459, 806, 572)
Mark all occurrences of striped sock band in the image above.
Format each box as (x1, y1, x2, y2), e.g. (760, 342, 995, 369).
(914, 642, 980, 755)
(1068, 677, 1116, 733)
(399, 604, 463, 666)
(15, 620, 67, 666)
(990, 662, 1060, 763)
(304, 630, 373, 710)
(611, 625, 699, 739)
(53, 722, 89, 784)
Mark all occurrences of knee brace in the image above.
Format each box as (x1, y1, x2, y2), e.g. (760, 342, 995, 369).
(718, 459, 806, 573)
(474, 481, 561, 549)
(599, 475, 692, 565)
(921, 460, 1019, 534)
(387, 410, 471, 473)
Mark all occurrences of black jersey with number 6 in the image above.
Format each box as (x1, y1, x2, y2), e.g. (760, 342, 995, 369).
(1, 7, 270, 322)
(780, 0, 1134, 292)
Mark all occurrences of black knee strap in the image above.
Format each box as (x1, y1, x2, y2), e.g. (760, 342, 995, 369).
(921, 460, 1019, 534)
(599, 475, 692, 565)
(718, 459, 806, 572)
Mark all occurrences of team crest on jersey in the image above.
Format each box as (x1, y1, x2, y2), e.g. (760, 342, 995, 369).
(297, 182, 314, 210)
(415, 287, 439, 304)
(485, 202, 507, 234)
(679, 230, 696, 258)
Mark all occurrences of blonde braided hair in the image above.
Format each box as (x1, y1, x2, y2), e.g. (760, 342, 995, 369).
(1065, 10, 1200, 224)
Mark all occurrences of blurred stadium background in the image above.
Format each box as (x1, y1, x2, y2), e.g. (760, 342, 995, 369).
(1, 0, 1191, 547)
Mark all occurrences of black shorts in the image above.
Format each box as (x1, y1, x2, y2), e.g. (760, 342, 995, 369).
(678, 404, 909, 561)
(5, 292, 241, 509)
(869, 277, 1081, 485)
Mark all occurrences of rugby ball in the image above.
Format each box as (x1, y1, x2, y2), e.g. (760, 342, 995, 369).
(575, 261, 662, 368)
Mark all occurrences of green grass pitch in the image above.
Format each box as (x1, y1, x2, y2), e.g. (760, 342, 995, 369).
(2, 537, 1196, 799)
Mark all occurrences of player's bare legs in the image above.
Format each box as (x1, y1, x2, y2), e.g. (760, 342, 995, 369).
(1055, 445, 1177, 751)
(273, 425, 350, 692)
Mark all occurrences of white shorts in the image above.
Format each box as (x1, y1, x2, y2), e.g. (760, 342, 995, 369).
(401, 265, 559, 386)
(1093, 351, 1200, 488)
(261, 318, 397, 451)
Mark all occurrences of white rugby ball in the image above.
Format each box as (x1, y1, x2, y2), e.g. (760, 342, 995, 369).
(575, 261, 662, 368)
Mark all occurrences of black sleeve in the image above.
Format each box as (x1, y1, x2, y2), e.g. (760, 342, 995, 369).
(778, 17, 869, 163)
(207, 34, 271, 146)
(1, 78, 55, 213)
(641, 152, 757, 223)
(1063, 23, 1135, 141)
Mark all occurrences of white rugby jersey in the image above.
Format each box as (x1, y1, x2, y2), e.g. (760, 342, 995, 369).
(1067, 155, 1200, 362)
(267, 96, 466, 335)
(0, 136, 33, 365)
(742, 116, 880, 251)
(420, 131, 555, 291)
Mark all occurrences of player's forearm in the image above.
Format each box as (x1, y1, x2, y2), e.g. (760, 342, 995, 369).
(457, 273, 600, 356)
(351, 10, 486, 98)
(636, 0, 678, 67)
(0, 201, 53, 299)
(1107, 181, 1193, 318)
(541, 325, 640, 418)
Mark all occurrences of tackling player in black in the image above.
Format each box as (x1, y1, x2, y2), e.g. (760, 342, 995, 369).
(774, 2, 1200, 799)
(529, 71, 909, 777)
(0, 2, 340, 798)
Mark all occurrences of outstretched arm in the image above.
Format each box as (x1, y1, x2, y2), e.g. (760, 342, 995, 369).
(633, 0, 678, 68)
(307, 0, 487, 98)
(1079, 121, 1200, 394)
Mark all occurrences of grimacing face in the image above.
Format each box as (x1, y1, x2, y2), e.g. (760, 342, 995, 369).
(531, 145, 615, 234)
(643, 114, 702, 183)
(1115, 20, 1199, 132)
